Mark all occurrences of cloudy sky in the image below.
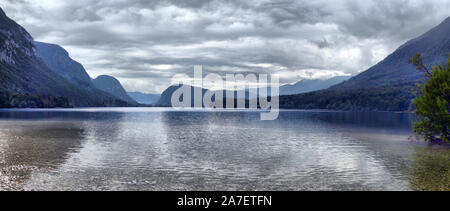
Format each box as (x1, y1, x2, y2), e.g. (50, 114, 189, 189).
(2, 0, 450, 93)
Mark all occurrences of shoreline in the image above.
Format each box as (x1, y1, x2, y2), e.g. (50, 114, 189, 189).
(0, 106, 415, 113)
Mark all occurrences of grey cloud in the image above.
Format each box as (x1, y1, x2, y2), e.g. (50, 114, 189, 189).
(1, 0, 449, 93)
(336, 0, 447, 42)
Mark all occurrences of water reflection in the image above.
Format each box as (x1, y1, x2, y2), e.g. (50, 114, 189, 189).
(0, 121, 86, 190)
(0, 108, 447, 190)
(159, 111, 294, 190)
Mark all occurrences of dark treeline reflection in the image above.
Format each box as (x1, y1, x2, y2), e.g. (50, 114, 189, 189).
(0, 110, 127, 121)
(277, 111, 413, 132)
(0, 121, 87, 190)
(0, 109, 414, 131)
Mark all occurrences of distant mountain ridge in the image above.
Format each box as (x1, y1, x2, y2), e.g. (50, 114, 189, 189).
(157, 84, 251, 107)
(92, 75, 137, 104)
(127, 91, 160, 105)
(279, 76, 351, 95)
(157, 76, 351, 107)
(34, 41, 137, 106)
(157, 84, 206, 106)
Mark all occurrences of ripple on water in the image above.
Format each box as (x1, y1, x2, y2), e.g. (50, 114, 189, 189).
(0, 109, 447, 190)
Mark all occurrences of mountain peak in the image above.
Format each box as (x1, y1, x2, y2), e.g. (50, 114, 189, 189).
(35, 41, 94, 88)
(35, 41, 70, 57)
(0, 8, 37, 65)
(96, 75, 117, 81)
(92, 75, 137, 104)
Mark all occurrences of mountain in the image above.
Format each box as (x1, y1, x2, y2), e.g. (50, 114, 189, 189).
(157, 84, 266, 107)
(157, 84, 207, 106)
(157, 84, 244, 107)
(92, 75, 137, 104)
(127, 91, 160, 105)
(279, 76, 351, 95)
(280, 16, 450, 111)
(334, 17, 450, 90)
(34, 41, 136, 106)
(34, 41, 93, 88)
(0, 8, 130, 107)
(157, 76, 350, 107)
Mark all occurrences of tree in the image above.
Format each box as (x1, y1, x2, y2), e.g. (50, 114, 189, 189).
(409, 54, 450, 143)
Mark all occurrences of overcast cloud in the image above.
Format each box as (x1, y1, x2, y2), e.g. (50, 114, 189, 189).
(2, 0, 449, 93)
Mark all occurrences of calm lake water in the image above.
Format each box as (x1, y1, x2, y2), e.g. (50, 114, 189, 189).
(0, 108, 448, 191)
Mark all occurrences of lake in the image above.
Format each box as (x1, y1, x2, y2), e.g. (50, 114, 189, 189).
(0, 108, 448, 191)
